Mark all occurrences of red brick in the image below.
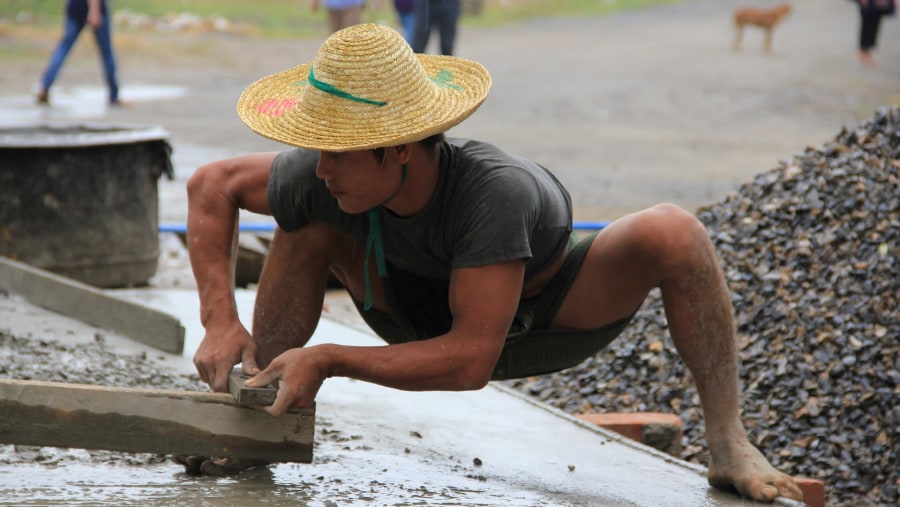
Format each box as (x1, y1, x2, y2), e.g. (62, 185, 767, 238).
(793, 477, 826, 507)
(578, 412, 683, 457)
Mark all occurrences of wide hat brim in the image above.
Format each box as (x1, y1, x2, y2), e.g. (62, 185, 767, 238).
(236, 24, 492, 152)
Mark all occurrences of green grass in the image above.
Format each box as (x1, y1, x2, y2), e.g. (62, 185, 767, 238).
(1, 0, 677, 39)
(465, 0, 678, 28)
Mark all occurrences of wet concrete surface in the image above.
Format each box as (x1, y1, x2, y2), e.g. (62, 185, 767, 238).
(1, 0, 896, 504)
(0, 292, 799, 507)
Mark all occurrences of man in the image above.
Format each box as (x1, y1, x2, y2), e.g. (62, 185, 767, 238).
(186, 23, 802, 503)
(36, 0, 124, 106)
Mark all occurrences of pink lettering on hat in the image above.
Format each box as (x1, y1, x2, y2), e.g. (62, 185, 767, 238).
(255, 98, 298, 116)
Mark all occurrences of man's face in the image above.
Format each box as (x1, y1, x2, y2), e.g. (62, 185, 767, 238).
(315, 149, 393, 214)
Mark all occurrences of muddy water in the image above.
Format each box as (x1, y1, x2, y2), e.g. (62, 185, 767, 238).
(4, 449, 545, 506)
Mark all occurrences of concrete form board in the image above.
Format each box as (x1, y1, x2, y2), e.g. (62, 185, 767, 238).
(0, 257, 184, 354)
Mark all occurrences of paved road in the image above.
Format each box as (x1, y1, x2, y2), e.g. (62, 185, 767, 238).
(2, 0, 898, 222)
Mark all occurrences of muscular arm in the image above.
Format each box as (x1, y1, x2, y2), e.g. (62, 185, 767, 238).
(186, 152, 278, 390)
(249, 260, 525, 415)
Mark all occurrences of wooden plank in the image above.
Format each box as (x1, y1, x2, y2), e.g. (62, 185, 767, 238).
(0, 257, 184, 354)
(229, 370, 278, 406)
(0, 379, 314, 462)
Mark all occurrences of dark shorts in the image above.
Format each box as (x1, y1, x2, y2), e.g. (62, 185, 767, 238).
(353, 233, 633, 380)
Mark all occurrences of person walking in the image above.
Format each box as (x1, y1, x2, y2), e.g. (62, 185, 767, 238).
(410, 0, 461, 55)
(36, 0, 124, 106)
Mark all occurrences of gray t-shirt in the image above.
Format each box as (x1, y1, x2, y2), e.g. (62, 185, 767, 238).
(268, 138, 572, 283)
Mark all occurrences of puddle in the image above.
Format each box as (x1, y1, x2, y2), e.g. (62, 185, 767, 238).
(0, 452, 544, 507)
(0, 84, 188, 125)
(0, 415, 549, 507)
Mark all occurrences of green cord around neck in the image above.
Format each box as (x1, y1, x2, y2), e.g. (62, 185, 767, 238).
(362, 163, 408, 310)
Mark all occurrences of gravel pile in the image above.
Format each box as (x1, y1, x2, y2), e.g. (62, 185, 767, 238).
(505, 106, 899, 506)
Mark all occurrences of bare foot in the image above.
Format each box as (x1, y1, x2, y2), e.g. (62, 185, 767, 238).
(859, 51, 877, 68)
(707, 439, 803, 503)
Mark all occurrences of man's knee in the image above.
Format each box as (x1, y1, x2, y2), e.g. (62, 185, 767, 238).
(634, 203, 713, 269)
(269, 222, 344, 255)
(266, 222, 363, 285)
(645, 203, 707, 237)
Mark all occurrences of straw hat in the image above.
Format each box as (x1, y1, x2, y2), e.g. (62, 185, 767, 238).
(236, 23, 492, 152)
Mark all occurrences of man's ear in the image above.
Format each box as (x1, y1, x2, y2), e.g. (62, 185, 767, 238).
(393, 143, 412, 164)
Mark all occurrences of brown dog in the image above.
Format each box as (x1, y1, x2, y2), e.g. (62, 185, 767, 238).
(733, 3, 793, 53)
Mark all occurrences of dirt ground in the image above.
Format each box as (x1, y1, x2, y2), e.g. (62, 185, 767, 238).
(2, 0, 898, 224)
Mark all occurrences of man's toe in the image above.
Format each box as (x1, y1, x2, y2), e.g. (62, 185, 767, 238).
(775, 476, 805, 502)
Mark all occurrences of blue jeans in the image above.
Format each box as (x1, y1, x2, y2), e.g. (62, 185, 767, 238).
(411, 0, 461, 55)
(41, 15, 119, 102)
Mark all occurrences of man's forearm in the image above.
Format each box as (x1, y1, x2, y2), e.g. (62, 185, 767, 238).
(323, 333, 501, 392)
(186, 153, 277, 330)
(188, 213, 242, 327)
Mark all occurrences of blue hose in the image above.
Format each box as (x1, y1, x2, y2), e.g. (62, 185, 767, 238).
(159, 221, 609, 234)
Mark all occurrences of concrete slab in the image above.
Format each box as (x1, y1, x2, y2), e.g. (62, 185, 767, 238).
(0, 289, 804, 506)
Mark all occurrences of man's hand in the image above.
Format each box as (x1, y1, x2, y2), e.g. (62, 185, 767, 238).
(193, 323, 260, 392)
(245, 346, 329, 416)
(87, 0, 103, 28)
